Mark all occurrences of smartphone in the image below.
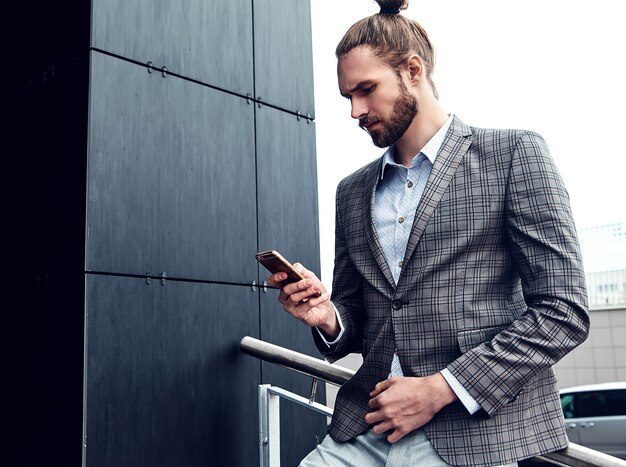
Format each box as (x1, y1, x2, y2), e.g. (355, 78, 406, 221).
(256, 250, 322, 298)
(255, 250, 305, 284)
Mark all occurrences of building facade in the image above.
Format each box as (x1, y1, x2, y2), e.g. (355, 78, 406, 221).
(11, 1, 325, 466)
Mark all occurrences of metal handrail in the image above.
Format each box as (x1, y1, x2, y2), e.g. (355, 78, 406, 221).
(240, 336, 355, 385)
(240, 336, 626, 467)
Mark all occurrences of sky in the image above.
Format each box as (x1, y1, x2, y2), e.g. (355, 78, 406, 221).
(310, 0, 626, 283)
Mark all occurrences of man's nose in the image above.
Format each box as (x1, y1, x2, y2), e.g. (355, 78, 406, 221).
(351, 98, 367, 120)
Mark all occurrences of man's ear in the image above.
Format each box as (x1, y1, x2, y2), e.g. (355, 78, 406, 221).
(406, 54, 424, 84)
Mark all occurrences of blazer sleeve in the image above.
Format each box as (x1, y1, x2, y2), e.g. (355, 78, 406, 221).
(446, 131, 590, 415)
(312, 183, 366, 362)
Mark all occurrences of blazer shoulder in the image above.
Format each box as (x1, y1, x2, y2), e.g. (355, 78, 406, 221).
(466, 126, 551, 170)
(450, 116, 548, 159)
(469, 126, 548, 154)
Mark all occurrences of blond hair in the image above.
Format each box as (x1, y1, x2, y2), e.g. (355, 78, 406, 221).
(336, 0, 438, 99)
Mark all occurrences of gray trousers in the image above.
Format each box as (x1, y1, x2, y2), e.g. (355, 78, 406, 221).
(300, 428, 518, 467)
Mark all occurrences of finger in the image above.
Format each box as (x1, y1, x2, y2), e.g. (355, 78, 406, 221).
(370, 379, 393, 397)
(290, 267, 325, 296)
(297, 286, 325, 303)
(292, 262, 307, 275)
(370, 420, 394, 435)
(267, 272, 288, 287)
(293, 263, 324, 284)
(300, 290, 328, 307)
(387, 427, 410, 444)
(286, 280, 319, 304)
(364, 409, 385, 425)
(278, 284, 307, 312)
(278, 276, 312, 301)
(367, 395, 381, 410)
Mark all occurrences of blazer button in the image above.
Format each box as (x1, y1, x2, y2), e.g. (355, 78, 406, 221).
(392, 299, 402, 310)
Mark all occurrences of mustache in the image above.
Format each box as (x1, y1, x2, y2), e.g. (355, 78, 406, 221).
(358, 116, 381, 131)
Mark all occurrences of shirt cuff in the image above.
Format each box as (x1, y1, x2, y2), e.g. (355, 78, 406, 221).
(315, 302, 345, 347)
(440, 368, 482, 415)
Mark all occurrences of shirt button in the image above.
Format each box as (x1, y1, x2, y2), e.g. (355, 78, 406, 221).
(407, 181, 413, 188)
(399, 260, 404, 268)
(398, 216, 404, 224)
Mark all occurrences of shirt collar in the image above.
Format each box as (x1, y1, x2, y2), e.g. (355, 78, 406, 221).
(380, 114, 454, 180)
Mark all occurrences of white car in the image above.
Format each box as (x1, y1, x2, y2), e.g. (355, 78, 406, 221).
(560, 382, 626, 459)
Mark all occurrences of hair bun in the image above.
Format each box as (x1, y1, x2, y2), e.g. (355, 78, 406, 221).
(377, 0, 408, 15)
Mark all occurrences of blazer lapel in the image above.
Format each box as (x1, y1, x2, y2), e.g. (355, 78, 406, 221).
(401, 116, 472, 273)
(362, 158, 396, 288)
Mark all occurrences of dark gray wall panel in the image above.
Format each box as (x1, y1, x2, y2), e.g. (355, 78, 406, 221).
(84, 275, 260, 467)
(91, 0, 253, 96)
(256, 105, 320, 277)
(254, 0, 315, 116)
(260, 290, 328, 466)
(17, 0, 322, 466)
(86, 52, 257, 284)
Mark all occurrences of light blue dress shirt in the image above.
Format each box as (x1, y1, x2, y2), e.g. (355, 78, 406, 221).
(320, 115, 480, 414)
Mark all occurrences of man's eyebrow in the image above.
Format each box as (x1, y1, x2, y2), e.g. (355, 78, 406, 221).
(340, 81, 374, 98)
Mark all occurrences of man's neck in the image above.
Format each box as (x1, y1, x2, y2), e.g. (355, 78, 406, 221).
(394, 105, 449, 167)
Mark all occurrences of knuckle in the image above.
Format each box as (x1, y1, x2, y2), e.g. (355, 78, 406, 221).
(389, 418, 401, 430)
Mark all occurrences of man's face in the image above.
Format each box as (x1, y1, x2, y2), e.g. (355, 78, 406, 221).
(338, 46, 418, 148)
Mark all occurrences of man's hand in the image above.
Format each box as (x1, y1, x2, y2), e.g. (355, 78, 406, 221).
(365, 373, 458, 443)
(266, 263, 339, 339)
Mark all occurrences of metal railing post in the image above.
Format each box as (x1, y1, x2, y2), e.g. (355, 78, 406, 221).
(259, 384, 281, 467)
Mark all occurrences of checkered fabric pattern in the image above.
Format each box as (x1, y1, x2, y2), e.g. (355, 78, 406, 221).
(311, 116, 589, 466)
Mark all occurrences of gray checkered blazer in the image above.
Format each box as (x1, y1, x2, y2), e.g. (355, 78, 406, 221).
(312, 116, 589, 466)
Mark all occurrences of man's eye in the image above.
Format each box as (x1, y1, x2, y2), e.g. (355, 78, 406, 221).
(363, 86, 375, 94)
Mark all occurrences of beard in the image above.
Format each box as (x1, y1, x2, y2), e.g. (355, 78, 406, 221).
(360, 85, 418, 148)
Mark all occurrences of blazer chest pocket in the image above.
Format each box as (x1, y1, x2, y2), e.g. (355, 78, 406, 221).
(456, 324, 510, 352)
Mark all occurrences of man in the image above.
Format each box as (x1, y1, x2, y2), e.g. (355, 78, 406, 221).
(267, 1, 589, 465)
